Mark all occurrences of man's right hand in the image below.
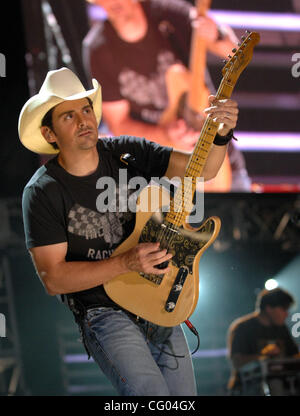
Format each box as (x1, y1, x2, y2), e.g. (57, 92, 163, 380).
(120, 242, 173, 275)
(260, 343, 281, 357)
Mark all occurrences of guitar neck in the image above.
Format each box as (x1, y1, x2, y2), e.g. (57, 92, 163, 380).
(165, 75, 234, 227)
(164, 30, 260, 228)
(186, 77, 234, 178)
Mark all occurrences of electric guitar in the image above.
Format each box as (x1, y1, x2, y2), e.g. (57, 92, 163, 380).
(104, 32, 260, 327)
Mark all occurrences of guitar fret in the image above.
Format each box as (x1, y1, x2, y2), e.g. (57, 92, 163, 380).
(187, 164, 204, 169)
(190, 158, 205, 163)
(197, 148, 208, 153)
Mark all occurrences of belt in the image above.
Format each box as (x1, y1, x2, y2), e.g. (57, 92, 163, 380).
(123, 310, 146, 324)
(85, 305, 146, 325)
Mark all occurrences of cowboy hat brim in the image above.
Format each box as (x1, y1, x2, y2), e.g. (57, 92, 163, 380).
(18, 78, 102, 155)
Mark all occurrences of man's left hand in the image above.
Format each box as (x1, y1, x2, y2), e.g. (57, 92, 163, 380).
(203, 95, 239, 136)
(190, 13, 220, 43)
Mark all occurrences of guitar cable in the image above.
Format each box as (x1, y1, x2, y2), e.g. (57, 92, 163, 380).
(184, 319, 200, 355)
(147, 319, 200, 359)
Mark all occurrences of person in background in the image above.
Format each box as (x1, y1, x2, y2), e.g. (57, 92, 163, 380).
(227, 287, 299, 395)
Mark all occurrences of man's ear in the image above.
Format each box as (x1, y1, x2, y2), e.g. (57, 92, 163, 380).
(40, 126, 56, 144)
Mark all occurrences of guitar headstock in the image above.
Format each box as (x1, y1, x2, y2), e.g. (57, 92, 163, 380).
(222, 31, 260, 84)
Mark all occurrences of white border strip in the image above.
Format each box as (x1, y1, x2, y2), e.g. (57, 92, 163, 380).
(234, 132, 300, 152)
(209, 10, 300, 31)
(89, 6, 300, 31)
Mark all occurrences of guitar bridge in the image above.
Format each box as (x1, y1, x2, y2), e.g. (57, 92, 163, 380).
(139, 272, 163, 285)
(165, 266, 189, 312)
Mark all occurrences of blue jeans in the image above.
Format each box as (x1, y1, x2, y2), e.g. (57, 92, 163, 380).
(81, 307, 197, 396)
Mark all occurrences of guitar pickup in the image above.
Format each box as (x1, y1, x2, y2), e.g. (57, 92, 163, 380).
(165, 266, 189, 312)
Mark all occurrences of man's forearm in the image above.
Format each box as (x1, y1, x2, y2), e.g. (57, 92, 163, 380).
(38, 242, 170, 296)
(202, 143, 227, 180)
(43, 255, 127, 296)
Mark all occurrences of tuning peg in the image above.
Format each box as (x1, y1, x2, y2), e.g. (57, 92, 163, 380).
(232, 48, 237, 53)
(222, 59, 227, 63)
(245, 30, 250, 34)
(228, 54, 232, 58)
(238, 42, 241, 46)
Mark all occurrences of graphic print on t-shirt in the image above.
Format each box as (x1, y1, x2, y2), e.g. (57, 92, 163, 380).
(68, 203, 133, 247)
(118, 51, 177, 123)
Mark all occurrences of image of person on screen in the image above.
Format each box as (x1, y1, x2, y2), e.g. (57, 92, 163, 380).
(82, 0, 251, 191)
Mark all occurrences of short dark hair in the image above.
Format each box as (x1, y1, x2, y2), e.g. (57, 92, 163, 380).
(41, 106, 58, 150)
(40, 97, 94, 150)
(256, 287, 295, 312)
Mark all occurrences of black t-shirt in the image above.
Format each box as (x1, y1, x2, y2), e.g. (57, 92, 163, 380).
(83, 0, 214, 125)
(22, 136, 172, 308)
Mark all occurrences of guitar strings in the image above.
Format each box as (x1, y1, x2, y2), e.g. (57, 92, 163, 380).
(156, 59, 235, 255)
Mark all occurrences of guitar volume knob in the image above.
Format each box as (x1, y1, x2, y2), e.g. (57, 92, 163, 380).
(165, 302, 176, 312)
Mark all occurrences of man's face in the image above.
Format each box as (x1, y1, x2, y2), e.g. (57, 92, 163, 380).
(92, 0, 135, 22)
(265, 305, 289, 326)
(44, 98, 99, 152)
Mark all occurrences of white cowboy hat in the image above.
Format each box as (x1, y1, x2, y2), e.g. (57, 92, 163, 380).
(18, 67, 102, 154)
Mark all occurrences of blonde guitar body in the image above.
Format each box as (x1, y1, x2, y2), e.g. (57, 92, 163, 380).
(105, 186, 221, 327)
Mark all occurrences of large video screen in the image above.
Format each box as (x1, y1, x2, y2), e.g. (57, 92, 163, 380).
(21, 0, 300, 193)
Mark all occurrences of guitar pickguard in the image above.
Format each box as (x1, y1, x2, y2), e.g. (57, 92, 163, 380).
(138, 212, 216, 284)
